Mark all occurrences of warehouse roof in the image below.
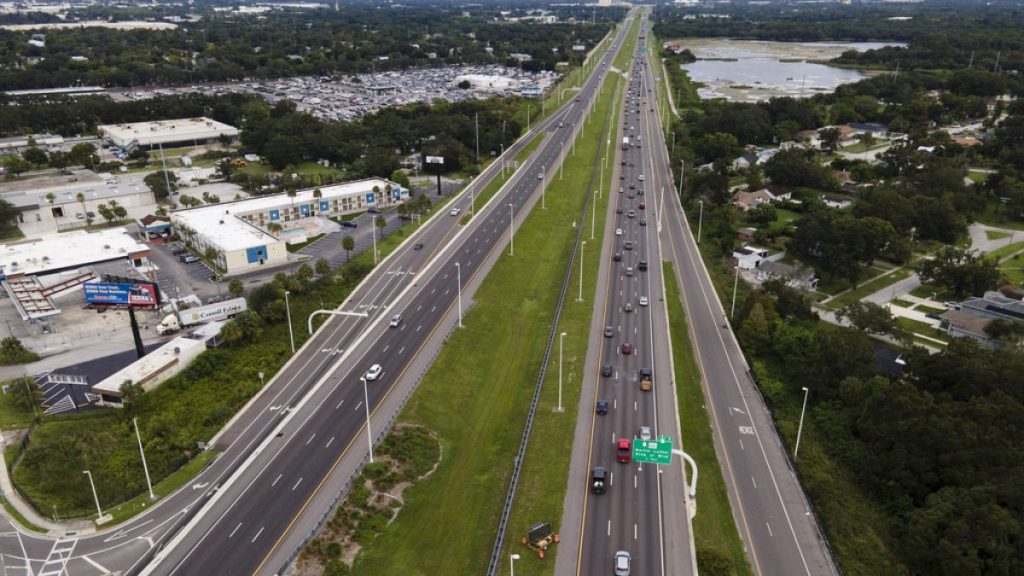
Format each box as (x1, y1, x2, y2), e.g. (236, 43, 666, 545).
(99, 117, 239, 147)
(0, 229, 148, 279)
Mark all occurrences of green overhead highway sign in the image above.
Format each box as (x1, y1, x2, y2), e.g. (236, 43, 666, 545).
(632, 436, 673, 464)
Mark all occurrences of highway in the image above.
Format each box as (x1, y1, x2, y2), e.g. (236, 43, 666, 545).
(639, 19, 841, 576)
(560, 15, 696, 576)
(0, 22, 630, 576)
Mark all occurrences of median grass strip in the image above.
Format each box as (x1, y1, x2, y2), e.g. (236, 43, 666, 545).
(663, 262, 753, 576)
(106, 450, 217, 525)
(350, 56, 627, 576)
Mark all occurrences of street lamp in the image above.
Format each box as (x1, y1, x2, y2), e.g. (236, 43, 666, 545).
(360, 376, 374, 463)
(82, 470, 109, 524)
(133, 417, 155, 500)
(510, 554, 521, 576)
(372, 219, 378, 265)
(508, 203, 515, 256)
(697, 200, 704, 243)
(557, 332, 567, 412)
(578, 242, 586, 301)
(455, 262, 463, 328)
(795, 386, 810, 459)
(591, 191, 597, 240)
(284, 290, 295, 354)
(526, 105, 531, 131)
(730, 265, 740, 319)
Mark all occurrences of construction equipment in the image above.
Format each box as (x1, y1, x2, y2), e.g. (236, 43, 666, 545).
(520, 522, 559, 559)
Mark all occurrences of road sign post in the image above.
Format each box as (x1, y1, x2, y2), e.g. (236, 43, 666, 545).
(632, 436, 673, 465)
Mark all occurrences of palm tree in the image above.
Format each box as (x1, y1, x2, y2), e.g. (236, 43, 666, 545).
(267, 222, 283, 237)
(286, 187, 297, 217)
(312, 187, 322, 216)
(342, 234, 354, 261)
(45, 193, 56, 219)
(76, 192, 86, 221)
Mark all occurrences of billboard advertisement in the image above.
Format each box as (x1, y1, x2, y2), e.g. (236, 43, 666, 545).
(83, 281, 160, 308)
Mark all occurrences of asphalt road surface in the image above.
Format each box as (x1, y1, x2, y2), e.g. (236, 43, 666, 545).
(0, 28, 625, 576)
(643, 26, 841, 576)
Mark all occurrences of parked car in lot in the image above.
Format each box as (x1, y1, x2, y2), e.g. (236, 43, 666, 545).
(171, 244, 187, 255)
(341, 220, 358, 228)
(181, 254, 200, 264)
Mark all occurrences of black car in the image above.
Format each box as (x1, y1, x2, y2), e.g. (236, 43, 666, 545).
(170, 244, 187, 255)
(341, 220, 358, 228)
(596, 400, 609, 415)
(616, 207, 623, 215)
(602, 364, 613, 377)
(413, 242, 424, 251)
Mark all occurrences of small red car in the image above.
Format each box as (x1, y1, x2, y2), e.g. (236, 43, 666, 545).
(616, 439, 632, 463)
(621, 342, 633, 355)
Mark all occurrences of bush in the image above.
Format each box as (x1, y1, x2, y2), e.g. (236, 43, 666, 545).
(0, 337, 39, 365)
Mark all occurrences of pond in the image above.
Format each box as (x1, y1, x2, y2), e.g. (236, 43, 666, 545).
(678, 39, 904, 102)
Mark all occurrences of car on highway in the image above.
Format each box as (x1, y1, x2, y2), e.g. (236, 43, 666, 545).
(602, 364, 613, 377)
(604, 325, 614, 338)
(591, 466, 608, 495)
(638, 174, 645, 181)
(639, 218, 647, 227)
(627, 210, 635, 218)
(449, 207, 461, 216)
(413, 242, 424, 250)
(624, 240, 634, 250)
(613, 252, 622, 262)
(618, 186, 624, 193)
(639, 202, 646, 209)
(639, 296, 648, 306)
(389, 314, 402, 327)
(616, 439, 632, 463)
(364, 364, 383, 381)
(596, 399, 608, 415)
(616, 207, 624, 214)
(629, 183, 635, 189)
(538, 172, 544, 179)
(625, 266, 634, 277)
(639, 426, 652, 441)
(621, 342, 633, 355)
(615, 228, 623, 236)
(624, 302, 634, 313)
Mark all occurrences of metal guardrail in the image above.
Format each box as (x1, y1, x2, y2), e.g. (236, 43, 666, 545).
(484, 66, 617, 576)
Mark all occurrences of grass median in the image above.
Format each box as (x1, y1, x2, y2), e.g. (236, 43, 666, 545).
(350, 70, 626, 576)
(663, 263, 753, 575)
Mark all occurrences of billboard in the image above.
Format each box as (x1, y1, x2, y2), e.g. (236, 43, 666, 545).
(83, 281, 160, 309)
(425, 156, 444, 164)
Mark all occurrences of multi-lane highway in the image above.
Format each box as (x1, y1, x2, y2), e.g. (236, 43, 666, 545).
(0, 18, 632, 576)
(557, 16, 696, 576)
(637, 19, 841, 576)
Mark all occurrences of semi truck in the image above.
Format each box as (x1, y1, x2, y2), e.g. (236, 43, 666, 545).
(621, 137, 630, 150)
(156, 297, 247, 335)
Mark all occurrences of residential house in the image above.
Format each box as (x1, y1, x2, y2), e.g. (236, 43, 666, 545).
(820, 195, 852, 209)
(732, 184, 792, 211)
(939, 310, 994, 347)
(733, 246, 769, 270)
(755, 260, 818, 290)
(939, 291, 1024, 348)
(847, 123, 890, 139)
(731, 147, 780, 171)
(737, 227, 757, 242)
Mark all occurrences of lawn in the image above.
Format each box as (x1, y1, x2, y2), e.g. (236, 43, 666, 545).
(985, 230, 1011, 241)
(914, 304, 946, 315)
(890, 298, 914, 308)
(985, 240, 1024, 260)
(106, 450, 217, 524)
(0, 385, 36, 432)
(350, 36, 632, 576)
(821, 267, 912, 310)
(664, 263, 753, 575)
(967, 170, 989, 184)
(896, 317, 950, 346)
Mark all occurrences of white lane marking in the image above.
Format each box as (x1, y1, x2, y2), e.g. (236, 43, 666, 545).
(292, 478, 303, 491)
(82, 555, 110, 574)
(607, 521, 612, 536)
(634, 401, 638, 412)
(306, 433, 316, 445)
(752, 476, 758, 489)
(416, 305, 422, 311)
(229, 522, 242, 538)
(634, 474, 638, 489)
(739, 439, 745, 451)
(325, 436, 335, 448)
(251, 527, 264, 543)
(354, 401, 363, 411)
(634, 524, 638, 540)
(614, 399, 617, 410)
(431, 305, 437, 312)
(767, 522, 774, 537)
(610, 472, 614, 486)
(398, 346, 405, 355)
(336, 399, 344, 410)
(416, 325, 423, 332)
(271, 474, 282, 487)
(382, 345, 389, 353)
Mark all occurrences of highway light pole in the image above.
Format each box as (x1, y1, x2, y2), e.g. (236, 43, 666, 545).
(133, 417, 155, 501)
(82, 470, 108, 524)
(360, 376, 374, 463)
(284, 290, 295, 354)
(795, 386, 810, 459)
(697, 200, 704, 243)
(372, 221, 378, 265)
(510, 554, 521, 576)
(578, 242, 586, 301)
(455, 262, 463, 328)
(508, 203, 515, 256)
(557, 332, 567, 412)
(591, 191, 597, 240)
(678, 159, 684, 194)
(542, 166, 547, 209)
(730, 265, 740, 319)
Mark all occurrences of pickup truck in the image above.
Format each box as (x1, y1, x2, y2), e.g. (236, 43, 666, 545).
(639, 368, 652, 392)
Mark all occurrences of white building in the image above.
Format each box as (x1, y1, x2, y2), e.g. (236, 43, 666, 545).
(171, 177, 408, 275)
(98, 117, 240, 150)
(5, 175, 156, 236)
(733, 246, 770, 270)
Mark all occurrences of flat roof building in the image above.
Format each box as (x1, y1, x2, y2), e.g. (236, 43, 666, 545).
(170, 177, 408, 275)
(98, 117, 240, 150)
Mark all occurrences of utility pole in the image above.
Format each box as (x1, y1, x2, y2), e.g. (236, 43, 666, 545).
(474, 112, 480, 164)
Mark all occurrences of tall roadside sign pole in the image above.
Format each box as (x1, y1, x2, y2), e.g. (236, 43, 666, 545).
(426, 156, 444, 196)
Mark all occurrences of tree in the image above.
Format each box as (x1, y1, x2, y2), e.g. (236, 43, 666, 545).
(8, 376, 41, 413)
(390, 169, 411, 189)
(375, 214, 387, 237)
(918, 247, 1000, 298)
(0, 199, 20, 237)
(315, 258, 332, 281)
(836, 301, 908, 341)
(144, 171, 178, 201)
(48, 150, 69, 171)
(221, 310, 263, 345)
(342, 234, 355, 261)
(97, 203, 114, 225)
(68, 143, 97, 168)
(0, 336, 40, 365)
(984, 318, 1024, 348)
(22, 147, 47, 166)
(119, 379, 145, 411)
(819, 127, 841, 152)
(3, 155, 31, 179)
(110, 200, 127, 221)
(228, 278, 244, 297)
(267, 222, 283, 237)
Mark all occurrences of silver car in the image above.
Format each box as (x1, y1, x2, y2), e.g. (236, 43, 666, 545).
(615, 550, 631, 576)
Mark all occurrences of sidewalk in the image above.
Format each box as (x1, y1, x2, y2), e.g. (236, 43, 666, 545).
(0, 431, 94, 535)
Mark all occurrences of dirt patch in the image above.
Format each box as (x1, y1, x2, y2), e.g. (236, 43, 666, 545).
(288, 424, 442, 576)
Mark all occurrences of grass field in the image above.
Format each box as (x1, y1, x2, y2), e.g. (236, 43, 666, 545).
(663, 263, 752, 575)
(985, 240, 1024, 260)
(896, 317, 949, 346)
(985, 229, 1011, 241)
(350, 30, 633, 576)
(821, 267, 912, 310)
(106, 451, 216, 524)
(0, 387, 36, 432)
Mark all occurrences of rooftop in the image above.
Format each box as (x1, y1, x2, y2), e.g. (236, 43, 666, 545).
(99, 117, 239, 146)
(0, 229, 148, 278)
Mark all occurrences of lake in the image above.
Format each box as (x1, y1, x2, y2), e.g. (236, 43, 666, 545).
(678, 39, 903, 102)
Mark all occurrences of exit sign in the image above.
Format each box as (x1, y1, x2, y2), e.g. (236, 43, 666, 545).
(632, 436, 672, 464)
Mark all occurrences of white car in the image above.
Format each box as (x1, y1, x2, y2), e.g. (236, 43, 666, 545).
(364, 364, 383, 381)
(639, 296, 649, 307)
(639, 426, 652, 441)
(616, 228, 623, 236)
(389, 314, 402, 328)
(449, 207, 461, 216)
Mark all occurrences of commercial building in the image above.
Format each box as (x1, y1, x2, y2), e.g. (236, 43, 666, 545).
(0, 229, 150, 320)
(4, 173, 155, 236)
(170, 177, 408, 275)
(98, 117, 239, 150)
